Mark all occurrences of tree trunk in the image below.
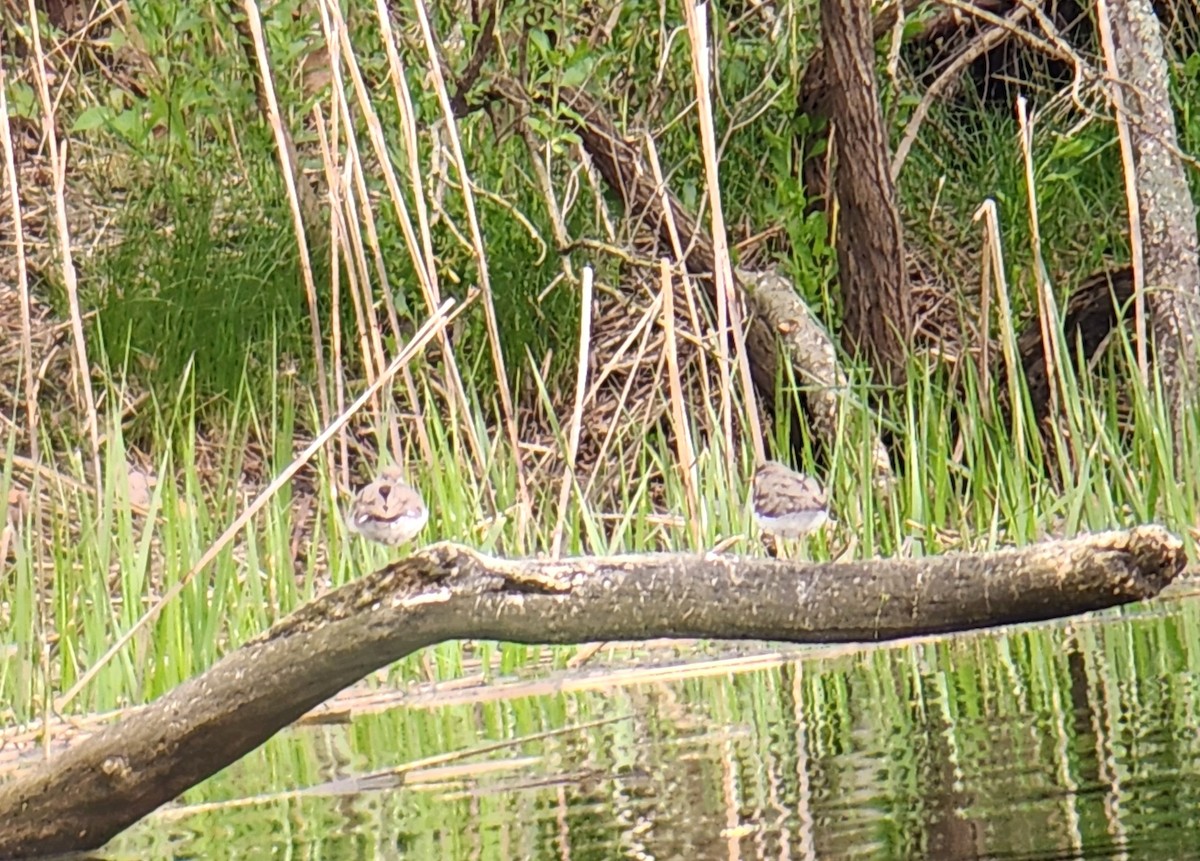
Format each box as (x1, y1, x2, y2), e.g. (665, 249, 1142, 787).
(819, 0, 912, 386)
(1100, 0, 1200, 457)
(0, 527, 1186, 858)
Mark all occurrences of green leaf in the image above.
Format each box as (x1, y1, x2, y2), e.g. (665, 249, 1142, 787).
(4, 81, 37, 119)
(73, 106, 114, 132)
(560, 57, 594, 89)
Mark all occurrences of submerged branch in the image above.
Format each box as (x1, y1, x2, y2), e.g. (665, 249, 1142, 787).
(0, 525, 1184, 858)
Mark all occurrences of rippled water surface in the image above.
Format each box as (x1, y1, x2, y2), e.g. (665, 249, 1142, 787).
(111, 594, 1200, 860)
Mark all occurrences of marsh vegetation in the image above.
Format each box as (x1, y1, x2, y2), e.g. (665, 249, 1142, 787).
(2, 0, 1200, 856)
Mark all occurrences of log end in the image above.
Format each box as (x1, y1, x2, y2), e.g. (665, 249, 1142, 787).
(1121, 524, 1187, 596)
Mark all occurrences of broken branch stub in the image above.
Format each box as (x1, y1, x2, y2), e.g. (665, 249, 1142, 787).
(740, 267, 892, 481)
(0, 526, 1184, 858)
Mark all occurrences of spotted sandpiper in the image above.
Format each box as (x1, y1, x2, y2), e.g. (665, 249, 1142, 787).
(750, 460, 830, 553)
(345, 465, 429, 546)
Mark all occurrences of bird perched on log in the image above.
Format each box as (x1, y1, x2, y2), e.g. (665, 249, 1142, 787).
(750, 460, 830, 555)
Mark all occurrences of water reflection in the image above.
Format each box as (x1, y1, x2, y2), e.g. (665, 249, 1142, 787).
(112, 598, 1200, 860)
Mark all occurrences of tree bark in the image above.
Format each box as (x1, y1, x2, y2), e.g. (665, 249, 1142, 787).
(0, 526, 1186, 858)
(819, 0, 912, 386)
(1101, 0, 1200, 456)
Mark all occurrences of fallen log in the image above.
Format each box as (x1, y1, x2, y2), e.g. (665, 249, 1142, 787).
(0, 525, 1184, 858)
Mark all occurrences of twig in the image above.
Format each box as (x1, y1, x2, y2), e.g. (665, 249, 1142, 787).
(582, 296, 664, 502)
(891, 5, 1031, 182)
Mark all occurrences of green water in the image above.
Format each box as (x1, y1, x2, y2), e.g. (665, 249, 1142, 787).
(106, 592, 1200, 860)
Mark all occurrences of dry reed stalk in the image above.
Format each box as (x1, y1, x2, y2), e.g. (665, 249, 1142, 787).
(550, 267, 596, 558)
(409, 0, 531, 528)
(0, 71, 37, 466)
(334, 87, 432, 467)
(1016, 96, 1064, 427)
(310, 40, 404, 464)
(644, 136, 713, 413)
(322, 143, 380, 415)
(240, 0, 332, 432)
(343, 138, 411, 461)
(681, 0, 736, 477)
(24, 0, 100, 491)
(329, 218, 349, 476)
(977, 207, 993, 420)
(311, 104, 352, 488)
(313, 9, 433, 468)
(19, 13, 91, 757)
(323, 0, 487, 486)
(974, 199, 1025, 464)
(686, 0, 758, 467)
(369, 0, 455, 287)
(3, 55, 50, 751)
(660, 263, 702, 547)
(1094, 0, 1148, 387)
(313, 11, 384, 397)
(340, 151, 409, 456)
(55, 298, 464, 712)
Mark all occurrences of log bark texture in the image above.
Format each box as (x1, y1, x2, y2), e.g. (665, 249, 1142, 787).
(0, 526, 1185, 858)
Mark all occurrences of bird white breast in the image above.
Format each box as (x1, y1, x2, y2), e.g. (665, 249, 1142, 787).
(352, 506, 429, 545)
(754, 508, 828, 538)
